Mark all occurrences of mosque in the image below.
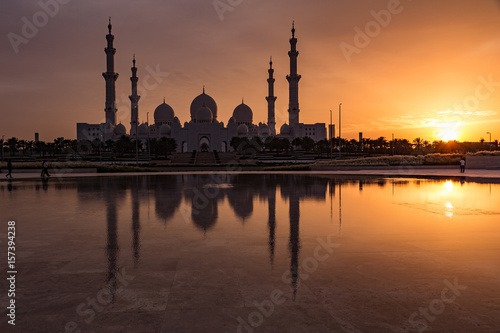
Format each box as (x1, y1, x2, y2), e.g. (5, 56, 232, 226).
(76, 20, 326, 152)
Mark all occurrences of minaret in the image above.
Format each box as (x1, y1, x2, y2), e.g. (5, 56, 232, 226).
(103, 17, 119, 136)
(266, 57, 277, 135)
(286, 22, 301, 127)
(129, 55, 140, 138)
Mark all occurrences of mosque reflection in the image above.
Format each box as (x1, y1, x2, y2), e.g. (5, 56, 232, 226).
(1, 175, 495, 301)
(74, 174, 413, 298)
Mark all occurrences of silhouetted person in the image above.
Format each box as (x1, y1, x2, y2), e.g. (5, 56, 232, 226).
(41, 160, 50, 177)
(460, 157, 466, 173)
(5, 161, 13, 178)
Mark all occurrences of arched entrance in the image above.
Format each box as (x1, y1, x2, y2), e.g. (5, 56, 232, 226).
(199, 136, 210, 152)
(182, 141, 187, 152)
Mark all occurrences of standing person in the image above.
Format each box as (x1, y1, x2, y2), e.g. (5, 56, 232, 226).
(40, 160, 45, 177)
(460, 157, 466, 173)
(41, 160, 51, 177)
(6, 160, 12, 178)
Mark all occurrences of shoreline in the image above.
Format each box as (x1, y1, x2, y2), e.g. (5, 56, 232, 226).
(1, 166, 499, 184)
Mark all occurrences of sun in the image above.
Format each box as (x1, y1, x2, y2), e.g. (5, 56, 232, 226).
(438, 128, 459, 141)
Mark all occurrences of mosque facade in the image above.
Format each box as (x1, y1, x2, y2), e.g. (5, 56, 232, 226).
(76, 20, 326, 152)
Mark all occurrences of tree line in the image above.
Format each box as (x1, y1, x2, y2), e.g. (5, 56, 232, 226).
(231, 136, 498, 155)
(1, 135, 497, 160)
(0, 136, 177, 159)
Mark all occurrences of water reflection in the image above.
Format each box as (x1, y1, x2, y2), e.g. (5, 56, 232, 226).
(155, 176, 182, 223)
(105, 182, 118, 300)
(2, 174, 499, 300)
(131, 177, 140, 265)
(268, 180, 276, 267)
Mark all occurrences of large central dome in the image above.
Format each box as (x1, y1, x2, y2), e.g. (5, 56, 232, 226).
(190, 89, 217, 121)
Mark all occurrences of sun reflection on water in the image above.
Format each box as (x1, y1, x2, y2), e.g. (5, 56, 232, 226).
(444, 201, 454, 218)
(444, 180, 454, 193)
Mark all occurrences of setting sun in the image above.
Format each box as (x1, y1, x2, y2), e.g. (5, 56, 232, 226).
(438, 127, 460, 142)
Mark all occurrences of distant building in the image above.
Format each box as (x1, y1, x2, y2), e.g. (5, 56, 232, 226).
(77, 20, 326, 151)
(328, 124, 335, 141)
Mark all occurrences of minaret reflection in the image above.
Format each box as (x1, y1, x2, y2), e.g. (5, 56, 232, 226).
(289, 190, 300, 299)
(131, 176, 141, 266)
(339, 180, 342, 234)
(279, 175, 301, 300)
(104, 179, 119, 300)
(267, 177, 277, 267)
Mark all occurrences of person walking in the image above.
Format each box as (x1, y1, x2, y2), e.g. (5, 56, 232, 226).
(460, 157, 466, 173)
(41, 160, 51, 177)
(6, 160, 12, 178)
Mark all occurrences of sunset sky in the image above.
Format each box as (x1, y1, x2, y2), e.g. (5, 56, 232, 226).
(1, 0, 500, 142)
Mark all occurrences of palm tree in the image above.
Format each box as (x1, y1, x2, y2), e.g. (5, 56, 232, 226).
(314, 139, 330, 154)
(375, 136, 388, 152)
(280, 138, 290, 153)
(54, 137, 64, 154)
(7, 137, 19, 156)
(394, 139, 413, 155)
(291, 137, 303, 150)
(25, 140, 34, 156)
(302, 137, 315, 152)
(35, 141, 47, 157)
(413, 137, 423, 150)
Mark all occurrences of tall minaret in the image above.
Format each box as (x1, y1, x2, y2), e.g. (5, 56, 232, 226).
(103, 17, 119, 133)
(129, 55, 140, 138)
(266, 57, 277, 135)
(286, 22, 301, 127)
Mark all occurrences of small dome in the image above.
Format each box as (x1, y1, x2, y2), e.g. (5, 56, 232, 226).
(233, 103, 253, 124)
(115, 123, 126, 136)
(173, 116, 180, 123)
(159, 124, 171, 136)
(138, 123, 148, 136)
(190, 90, 217, 121)
(228, 116, 236, 124)
(237, 123, 249, 136)
(280, 123, 291, 135)
(154, 101, 175, 124)
(258, 123, 269, 137)
(196, 106, 213, 123)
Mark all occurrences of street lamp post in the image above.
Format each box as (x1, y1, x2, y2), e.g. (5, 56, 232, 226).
(338, 103, 342, 158)
(487, 132, 492, 150)
(392, 133, 395, 156)
(330, 110, 333, 159)
(99, 133, 102, 163)
(147, 112, 150, 165)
